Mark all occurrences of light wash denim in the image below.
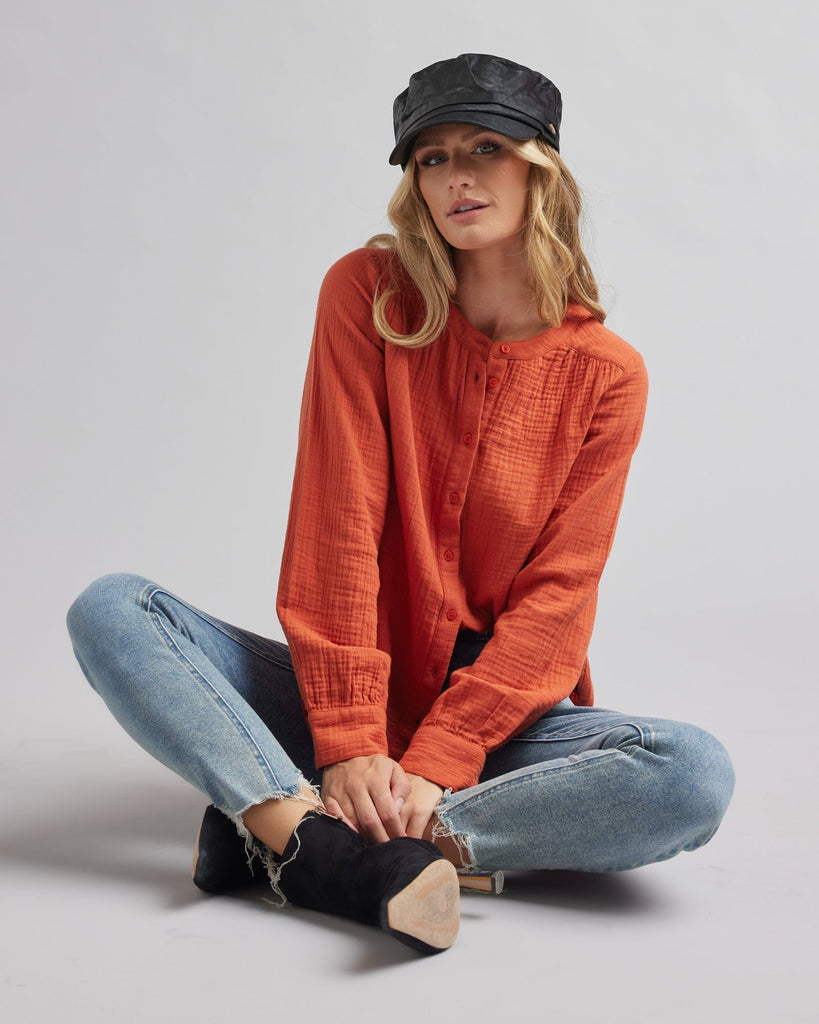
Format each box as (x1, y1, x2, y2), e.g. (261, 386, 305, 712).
(66, 573, 734, 873)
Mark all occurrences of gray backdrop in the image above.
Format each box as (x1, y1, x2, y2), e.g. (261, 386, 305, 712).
(2, 1, 816, 1021)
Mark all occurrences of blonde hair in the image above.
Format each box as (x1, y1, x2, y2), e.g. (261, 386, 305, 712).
(367, 137, 605, 348)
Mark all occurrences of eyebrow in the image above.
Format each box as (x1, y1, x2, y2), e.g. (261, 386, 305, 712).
(415, 126, 488, 147)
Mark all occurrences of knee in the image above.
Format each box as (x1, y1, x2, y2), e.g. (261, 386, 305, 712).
(66, 572, 151, 651)
(655, 723, 735, 846)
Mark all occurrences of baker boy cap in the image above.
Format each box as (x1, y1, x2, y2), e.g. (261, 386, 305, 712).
(390, 53, 562, 168)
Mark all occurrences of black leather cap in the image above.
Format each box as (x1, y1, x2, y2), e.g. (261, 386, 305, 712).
(390, 53, 562, 168)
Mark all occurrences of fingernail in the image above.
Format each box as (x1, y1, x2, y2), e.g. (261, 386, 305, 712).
(395, 797, 405, 812)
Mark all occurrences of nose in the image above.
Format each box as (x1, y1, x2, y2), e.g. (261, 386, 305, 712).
(447, 152, 474, 190)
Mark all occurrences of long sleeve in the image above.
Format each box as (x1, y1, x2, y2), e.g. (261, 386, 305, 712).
(276, 251, 393, 768)
(399, 353, 649, 790)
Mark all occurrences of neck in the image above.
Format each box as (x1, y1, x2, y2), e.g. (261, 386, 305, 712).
(453, 241, 548, 343)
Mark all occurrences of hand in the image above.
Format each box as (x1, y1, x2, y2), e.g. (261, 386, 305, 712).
(399, 774, 445, 840)
(321, 754, 411, 844)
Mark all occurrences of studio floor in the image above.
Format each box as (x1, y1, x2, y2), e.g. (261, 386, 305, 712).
(0, 677, 812, 1024)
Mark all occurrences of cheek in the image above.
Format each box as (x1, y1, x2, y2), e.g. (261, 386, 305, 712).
(416, 179, 431, 208)
(507, 177, 530, 228)
(501, 161, 531, 218)
(418, 184, 448, 234)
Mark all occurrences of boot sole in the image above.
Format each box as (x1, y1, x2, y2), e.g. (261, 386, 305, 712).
(382, 859, 460, 954)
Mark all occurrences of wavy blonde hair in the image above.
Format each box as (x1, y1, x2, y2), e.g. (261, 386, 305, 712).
(367, 137, 605, 348)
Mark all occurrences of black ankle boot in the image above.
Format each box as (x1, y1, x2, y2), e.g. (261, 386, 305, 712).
(278, 812, 459, 954)
(192, 804, 258, 893)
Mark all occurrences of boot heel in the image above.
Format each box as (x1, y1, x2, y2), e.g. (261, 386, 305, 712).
(458, 871, 504, 894)
(382, 858, 460, 954)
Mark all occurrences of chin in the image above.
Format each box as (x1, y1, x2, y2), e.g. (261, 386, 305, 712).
(450, 234, 517, 253)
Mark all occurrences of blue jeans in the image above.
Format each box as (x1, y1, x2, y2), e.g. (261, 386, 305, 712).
(66, 574, 734, 873)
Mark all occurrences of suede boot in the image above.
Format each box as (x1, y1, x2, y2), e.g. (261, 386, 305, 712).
(278, 812, 460, 954)
(192, 804, 257, 893)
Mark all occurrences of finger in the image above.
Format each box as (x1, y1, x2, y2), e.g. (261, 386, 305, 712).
(322, 783, 361, 833)
(405, 807, 432, 840)
(372, 789, 407, 840)
(389, 762, 412, 803)
(351, 793, 391, 844)
(323, 795, 357, 832)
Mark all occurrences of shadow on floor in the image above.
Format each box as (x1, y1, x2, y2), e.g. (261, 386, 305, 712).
(0, 769, 672, 971)
(497, 867, 670, 914)
(0, 773, 204, 907)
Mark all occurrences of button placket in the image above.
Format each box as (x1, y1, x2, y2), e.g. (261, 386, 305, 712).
(426, 352, 484, 680)
(440, 481, 461, 627)
(485, 355, 507, 397)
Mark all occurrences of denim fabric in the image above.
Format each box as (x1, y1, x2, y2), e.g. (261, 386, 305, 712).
(67, 573, 734, 872)
(67, 574, 317, 815)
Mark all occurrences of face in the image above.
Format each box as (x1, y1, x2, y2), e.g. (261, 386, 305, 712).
(413, 124, 531, 253)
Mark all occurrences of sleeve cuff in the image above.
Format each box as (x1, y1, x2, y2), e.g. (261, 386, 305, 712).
(399, 723, 487, 791)
(307, 705, 389, 768)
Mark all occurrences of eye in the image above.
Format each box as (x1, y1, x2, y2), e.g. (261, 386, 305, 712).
(473, 141, 501, 155)
(417, 151, 447, 167)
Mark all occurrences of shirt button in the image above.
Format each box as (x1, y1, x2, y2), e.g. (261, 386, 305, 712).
(500, 343, 511, 354)
(444, 549, 454, 561)
(463, 433, 473, 445)
(446, 609, 458, 621)
(488, 377, 499, 389)
(449, 491, 460, 504)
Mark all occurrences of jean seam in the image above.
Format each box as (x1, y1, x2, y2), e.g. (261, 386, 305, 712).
(144, 587, 296, 794)
(141, 582, 294, 672)
(440, 747, 635, 817)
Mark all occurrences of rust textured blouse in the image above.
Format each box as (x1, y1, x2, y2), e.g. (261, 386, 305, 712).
(277, 247, 648, 791)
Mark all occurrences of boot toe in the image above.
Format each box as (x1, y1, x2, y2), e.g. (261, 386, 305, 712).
(192, 804, 257, 893)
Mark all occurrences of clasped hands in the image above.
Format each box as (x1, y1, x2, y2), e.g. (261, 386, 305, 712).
(321, 754, 444, 844)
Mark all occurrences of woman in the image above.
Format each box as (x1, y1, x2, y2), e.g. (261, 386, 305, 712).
(66, 53, 734, 955)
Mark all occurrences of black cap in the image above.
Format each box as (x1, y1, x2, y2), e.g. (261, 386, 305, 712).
(390, 53, 562, 168)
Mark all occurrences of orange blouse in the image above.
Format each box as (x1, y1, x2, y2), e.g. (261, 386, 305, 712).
(277, 247, 648, 791)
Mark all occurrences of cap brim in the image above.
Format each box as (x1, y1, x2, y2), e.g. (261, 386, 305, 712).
(389, 111, 539, 167)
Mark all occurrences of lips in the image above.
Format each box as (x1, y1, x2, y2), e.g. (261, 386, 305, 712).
(447, 198, 489, 217)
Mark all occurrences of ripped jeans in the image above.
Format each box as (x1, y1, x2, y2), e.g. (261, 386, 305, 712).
(66, 574, 734, 874)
